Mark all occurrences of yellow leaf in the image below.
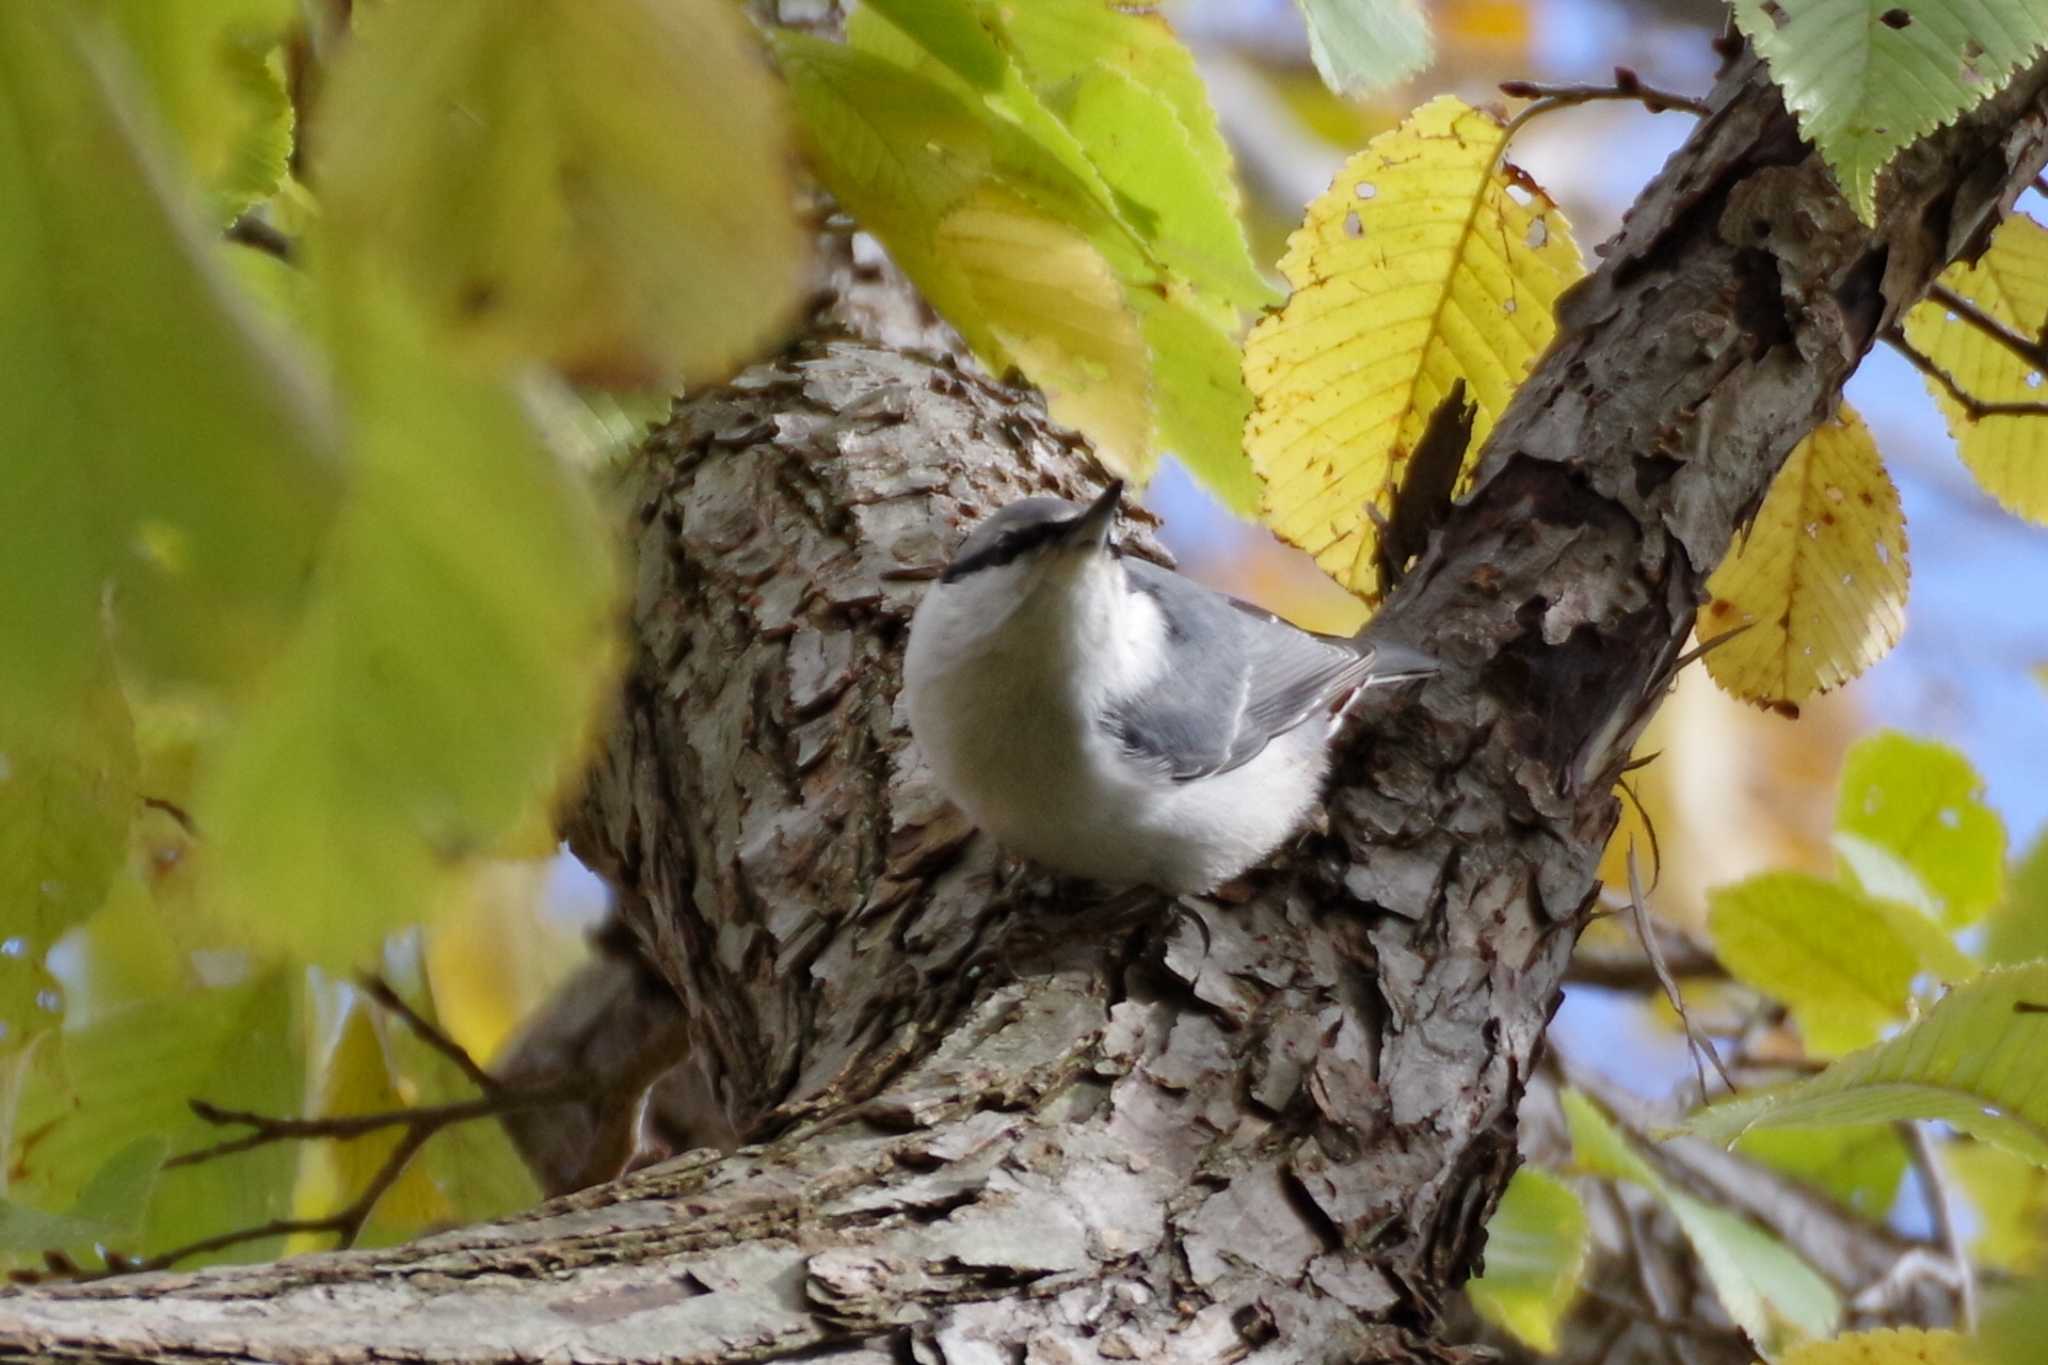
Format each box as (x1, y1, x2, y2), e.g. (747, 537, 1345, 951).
(936, 189, 1153, 478)
(1701, 407, 1908, 708)
(1902, 216, 2048, 523)
(1779, 1327, 1966, 1365)
(423, 861, 585, 1067)
(1243, 94, 1584, 603)
(312, 0, 805, 387)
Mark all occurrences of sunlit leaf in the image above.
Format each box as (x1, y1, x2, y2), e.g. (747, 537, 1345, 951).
(1686, 962, 2048, 1166)
(1244, 95, 1584, 603)
(195, 273, 620, 968)
(89, 0, 297, 220)
(998, 0, 1243, 227)
(1700, 407, 1908, 708)
(422, 862, 586, 1068)
(1058, 65, 1274, 309)
(1901, 216, 2048, 523)
(1733, 0, 2048, 223)
(936, 190, 1153, 478)
(1565, 1089, 1841, 1351)
(314, 0, 805, 387)
(1779, 1327, 1967, 1365)
(9, 970, 302, 1267)
(1836, 731, 2005, 927)
(1465, 1166, 1588, 1353)
(1710, 873, 1922, 1054)
(0, 1, 339, 714)
(1291, 0, 1434, 97)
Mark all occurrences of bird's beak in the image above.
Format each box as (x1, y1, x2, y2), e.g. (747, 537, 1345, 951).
(1364, 641, 1440, 685)
(1065, 480, 1123, 549)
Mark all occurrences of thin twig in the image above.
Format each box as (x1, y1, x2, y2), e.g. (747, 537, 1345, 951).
(1899, 1121, 1978, 1332)
(1501, 68, 1711, 127)
(2034, 175, 2048, 199)
(358, 973, 503, 1095)
(1929, 284, 2048, 372)
(169, 1085, 585, 1169)
(1883, 327, 2048, 419)
(1627, 845, 1736, 1105)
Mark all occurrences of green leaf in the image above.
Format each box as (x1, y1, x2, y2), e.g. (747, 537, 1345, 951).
(1836, 731, 2005, 927)
(0, 661, 138, 1044)
(1565, 1090, 1840, 1350)
(1985, 830, 2048, 966)
(1709, 872, 1921, 1054)
(1732, 0, 2048, 223)
(195, 273, 620, 968)
(1059, 66, 1275, 310)
(89, 0, 298, 220)
(1291, 0, 1434, 97)
(1136, 291, 1262, 517)
(0, 1, 341, 715)
(0, 1198, 122, 1256)
(1735, 1123, 1908, 1220)
(855, 0, 1008, 90)
(9, 970, 303, 1266)
(1686, 962, 2048, 1166)
(1000, 0, 1242, 222)
(313, 0, 805, 387)
(1465, 1166, 1588, 1353)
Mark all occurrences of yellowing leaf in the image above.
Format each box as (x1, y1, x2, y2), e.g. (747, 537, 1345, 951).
(0, 1, 339, 714)
(1709, 872, 1920, 1055)
(1564, 1089, 1841, 1351)
(1465, 1166, 1588, 1353)
(196, 274, 620, 968)
(313, 0, 805, 387)
(1902, 216, 2048, 522)
(937, 190, 1152, 477)
(1244, 95, 1584, 603)
(1734, 0, 2048, 224)
(1686, 962, 2048, 1166)
(1780, 1327, 1967, 1365)
(1944, 1140, 2048, 1271)
(1700, 407, 1908, 707)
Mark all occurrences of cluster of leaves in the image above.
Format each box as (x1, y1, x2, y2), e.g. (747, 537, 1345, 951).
(1240, 40, 2047, 717)
(772, 0, 1279, 513)
(0, 0, 802, 1272)
(1468, 730, 2048, 1360)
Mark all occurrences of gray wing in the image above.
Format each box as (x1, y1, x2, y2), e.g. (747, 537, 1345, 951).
(1105, 561, 1377, 782)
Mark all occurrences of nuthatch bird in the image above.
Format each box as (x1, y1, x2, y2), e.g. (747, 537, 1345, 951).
(904, 483, 1437, 894)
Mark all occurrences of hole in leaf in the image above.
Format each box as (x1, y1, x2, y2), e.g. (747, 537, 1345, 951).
(1354, 181, 1377, 200)
(1880, 8, 1911, 28)
(1344, 210, 1363, 239)
(1525, 217, 1548, 249)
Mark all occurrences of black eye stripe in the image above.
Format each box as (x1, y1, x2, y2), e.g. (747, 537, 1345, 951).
(941, 515, 1077, 582)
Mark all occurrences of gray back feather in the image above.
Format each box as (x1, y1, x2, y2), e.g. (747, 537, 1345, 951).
(1104, 560, 1379, 781)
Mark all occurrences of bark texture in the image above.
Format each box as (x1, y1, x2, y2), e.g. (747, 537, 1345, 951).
(4, 46, 2047, 1365)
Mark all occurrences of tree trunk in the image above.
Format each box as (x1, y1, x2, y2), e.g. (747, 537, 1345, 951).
(4, 48, 2045, 1365)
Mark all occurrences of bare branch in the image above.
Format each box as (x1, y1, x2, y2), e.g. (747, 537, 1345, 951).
(1501, 67, 1711, 128)
(357, 974, 503, 1096)
(1627, 847, 1736, 1105)
(1899, 1123, 1977, 1332)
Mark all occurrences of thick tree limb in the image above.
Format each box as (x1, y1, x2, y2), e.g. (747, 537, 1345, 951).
(4, 45, 2047, 1365)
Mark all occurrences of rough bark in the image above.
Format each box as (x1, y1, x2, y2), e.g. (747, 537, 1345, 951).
(4, 46, 2046, 1365)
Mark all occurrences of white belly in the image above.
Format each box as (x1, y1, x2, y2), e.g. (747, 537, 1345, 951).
(903, 617, 1330, 894)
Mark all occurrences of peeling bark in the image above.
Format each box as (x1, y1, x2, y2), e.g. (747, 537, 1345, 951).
(4, 47, 2046, 1365)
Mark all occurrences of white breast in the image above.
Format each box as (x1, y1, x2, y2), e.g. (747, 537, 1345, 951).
(902, 558, 1334, 894)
